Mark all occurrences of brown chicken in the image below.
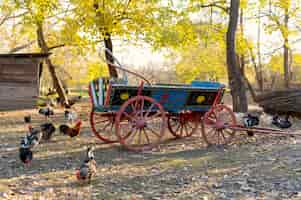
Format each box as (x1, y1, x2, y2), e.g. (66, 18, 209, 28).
(59, 120, 82, 137)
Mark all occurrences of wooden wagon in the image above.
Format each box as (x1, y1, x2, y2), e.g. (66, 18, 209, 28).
(88, 77, 237, 151)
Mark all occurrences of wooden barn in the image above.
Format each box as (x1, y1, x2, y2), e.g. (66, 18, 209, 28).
(0, 53, 49, 111)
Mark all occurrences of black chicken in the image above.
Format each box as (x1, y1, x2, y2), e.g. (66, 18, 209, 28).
(19, 146, 33, 165)
(40, 123, 56, 141)
(38, 107, 54, 119)
(272, 115, 292, 129)
(24, 115, 31, 123)
(26, 128, 42, 148)
(243, 114, 260, 136)
(76, 147, 97, 182)
(19, 137, 33, 165)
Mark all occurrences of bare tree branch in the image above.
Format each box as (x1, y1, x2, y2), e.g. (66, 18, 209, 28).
(0, 11, 29, 26)
(48, 44, 65, 51)
(9, 40, 36, 53)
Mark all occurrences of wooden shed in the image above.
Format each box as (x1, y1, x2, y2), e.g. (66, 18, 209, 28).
(0, 53, 49, 111)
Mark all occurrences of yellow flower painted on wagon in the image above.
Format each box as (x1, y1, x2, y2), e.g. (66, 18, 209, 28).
(120, 93, 129, 100)
(196, 96, 206, 104)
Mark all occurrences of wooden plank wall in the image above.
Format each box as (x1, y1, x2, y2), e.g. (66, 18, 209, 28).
(0, 58, 39, 110)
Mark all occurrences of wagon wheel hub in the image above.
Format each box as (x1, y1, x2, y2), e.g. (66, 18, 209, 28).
(214, 120, 226, 130)
(135, 119, 146, 129)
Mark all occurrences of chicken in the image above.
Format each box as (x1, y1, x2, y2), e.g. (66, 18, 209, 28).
(76, 147, 97, 183)
(26, 128, 42, 148)
(243, 114, 260, 127)
(40, 123, 56, 141)
(242, 114, 260, 137)
(64, 110, 78, 124)
(19, 135, 33, 165)
(59, 120, 82, 137)
(19, 146, 33, 165)
(272, 115, 292, 129)
(24, 115, 31, 123)
(39, 107, 54, 119)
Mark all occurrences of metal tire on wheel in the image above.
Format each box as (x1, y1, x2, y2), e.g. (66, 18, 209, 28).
(201, 104, 236, 146)
(115, 96, 166, 152)
(168, 113, 199, 138)
(90, 111, 118, 143)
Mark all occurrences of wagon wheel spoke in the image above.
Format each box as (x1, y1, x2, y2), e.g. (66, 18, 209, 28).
(142, 128, 151, 144)
(145, 126, 161, 138)
(220, 130, 227, 142)
(174, 123, 181, 133)
(122, 125, 136, 139)
(140, 99, 145, 117)
(149, 111, 162, 120)
(145, 103, 155, 117)
(123, 112, 135, 121)
(91, 111, 118, 143)
(126, 128, 138, 146)
(183, 124, 189, 137)
(137, 129, 143, 145)
(186, 122, 194, 130)
(179, 125, 184, 137)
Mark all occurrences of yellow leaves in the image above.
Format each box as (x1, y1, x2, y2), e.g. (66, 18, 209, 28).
(85, 61, 109, 83)
(275, 0, 291, 9)
(240, 0, 248, 9)
(175, 45, 227, 83)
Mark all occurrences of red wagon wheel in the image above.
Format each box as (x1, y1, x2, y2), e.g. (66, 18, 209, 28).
(90, 111, 118, 143)
(115, 96, 166, 152)
(201, 104, 236, 146)
(168, 113, 199, 138)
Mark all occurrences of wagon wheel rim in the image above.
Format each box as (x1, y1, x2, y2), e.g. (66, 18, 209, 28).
(201, 104, 236, 146)
(168, 113, 199, 138)
(115, 96, 166, 152)
(90, 111, 118, 143)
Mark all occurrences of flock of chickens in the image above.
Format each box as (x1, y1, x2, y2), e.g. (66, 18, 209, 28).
(18, 104, 97, 183)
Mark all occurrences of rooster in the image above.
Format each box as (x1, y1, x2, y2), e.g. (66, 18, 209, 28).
(40, 123, 56, 141)
(76, 147, 97, 183)
(272, 115, 292, 129)
(59, 120, 82, 138)
(19, 137, 33, 165)
(39, 107, 54, 119)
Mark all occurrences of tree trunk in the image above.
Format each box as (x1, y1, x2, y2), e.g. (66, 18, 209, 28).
(257, 6, 264, 91)
(284, 8, 290, 88)
(104, 33, 118, 78)
(93, 1, 118, 78)
(36, 23, 68, 105)
(226, 0, 248, 112)
(239, 8, 245, 76)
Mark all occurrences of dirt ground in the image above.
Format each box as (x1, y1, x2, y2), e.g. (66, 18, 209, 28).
(1, 100, 301, 200)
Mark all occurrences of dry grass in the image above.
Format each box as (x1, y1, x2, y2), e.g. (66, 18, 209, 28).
(0, 101, 301, 199)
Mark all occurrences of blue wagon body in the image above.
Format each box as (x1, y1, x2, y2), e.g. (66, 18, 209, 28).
(89, 78, 225, 113)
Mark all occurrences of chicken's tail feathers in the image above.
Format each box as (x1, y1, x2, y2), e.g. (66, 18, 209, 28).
(75, 119, 82, 126)
(76, 170, 82, 180)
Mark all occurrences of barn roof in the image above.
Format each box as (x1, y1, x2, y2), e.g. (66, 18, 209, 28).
(0, 53, 50, 58)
